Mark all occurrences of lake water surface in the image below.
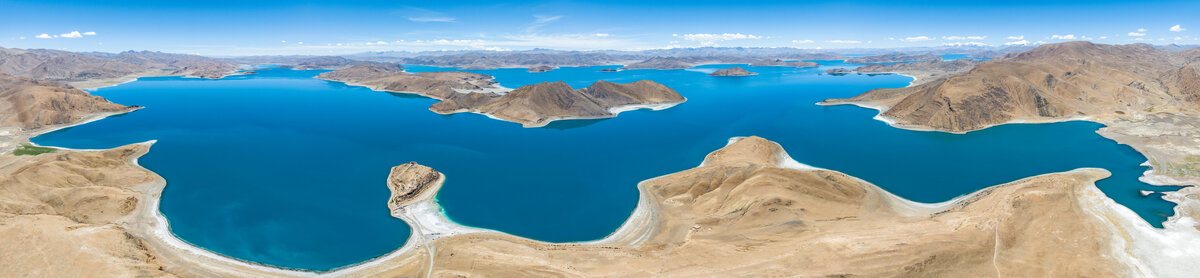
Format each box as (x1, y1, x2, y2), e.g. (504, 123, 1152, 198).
(32, 63, 1179, 271)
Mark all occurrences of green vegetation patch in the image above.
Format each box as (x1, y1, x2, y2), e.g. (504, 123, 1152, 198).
(13, 144, 57, 156)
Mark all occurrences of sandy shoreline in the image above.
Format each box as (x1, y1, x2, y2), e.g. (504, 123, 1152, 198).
(23, 115, 1200, 276)
(12, 66, 1198, 276)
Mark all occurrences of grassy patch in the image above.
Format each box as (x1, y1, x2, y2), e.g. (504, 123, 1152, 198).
(13, 144, 56, 156)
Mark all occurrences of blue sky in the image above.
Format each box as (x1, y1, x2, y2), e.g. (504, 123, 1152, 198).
(1, 0, 1197, 55)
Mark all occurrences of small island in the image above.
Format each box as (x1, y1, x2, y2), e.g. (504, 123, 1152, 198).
(527, 65, 556, 73)
(317, 65, 686, 127)
(825, 68, 853, 75)
(709, 67, 758, 76)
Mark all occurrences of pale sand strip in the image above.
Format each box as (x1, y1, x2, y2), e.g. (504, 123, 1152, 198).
(20, 89, 1195, 276)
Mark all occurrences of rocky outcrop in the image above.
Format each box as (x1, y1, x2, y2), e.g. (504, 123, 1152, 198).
(431, 80, 686, 127)
(0, 74, 131, 130)
(845, 53, 942, 63)
(386, 162, 442, 210)
(709, 67, 757, 76)
(822, 42, 1200, 133)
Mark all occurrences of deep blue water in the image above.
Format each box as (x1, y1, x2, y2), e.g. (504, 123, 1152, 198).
(32, 63, 1179, 271)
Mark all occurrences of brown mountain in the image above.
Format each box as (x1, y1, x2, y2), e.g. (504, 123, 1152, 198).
(709, 67, 757, 76)
(852, 58, 986, 85)
(749, 58, 819, 67)
(845, 53, 942, 63)
(432, 80, 685, 127)
(319, 65, 685, 127)
(0, 74, 131, 130)
(315, 64, 498, 100)
(822, 42, 1200, 132)
(0, 47, 241, 87)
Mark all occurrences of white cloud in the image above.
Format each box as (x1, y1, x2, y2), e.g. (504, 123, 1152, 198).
(674, 33, 763, 46)
(1138, 28, 1147, 32)
(59, 31, 83, 38)
(593, 33, 610, 37)
(281, 40, 287, 43)
(1128, 32, 1146, 37)
(1176, 37, 1184, 40)
(1004, 40, 1030, 46)
(942, 35, 986, 40)
(35, 33, 53, 39)
(83, 31, 96, 36)
(791, 39, 814, 44)
(408, 17, 455, 23)
(1007, 35, 1024, 40)
(524, 15, 564, 33)
(1099, 36, 1108, 39)
(18, 36, 25, 40)
(900, 36, 934, 42)
(943, 42, 989, 47)
(824, 40, 862, 44)
(297, 42, 303, 45)
(1051, 34, 1077, 40)
(1171, 25, 1186, 32)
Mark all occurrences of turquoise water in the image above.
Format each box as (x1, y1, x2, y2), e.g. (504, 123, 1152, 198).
(32, 63, 1180, 271)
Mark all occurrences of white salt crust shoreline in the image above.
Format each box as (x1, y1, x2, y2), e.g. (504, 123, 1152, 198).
(48, 120, 1200, 277)
(21, 71, 1197, 276)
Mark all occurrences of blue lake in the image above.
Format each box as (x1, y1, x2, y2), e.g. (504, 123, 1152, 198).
(32, 63, 1179, 271)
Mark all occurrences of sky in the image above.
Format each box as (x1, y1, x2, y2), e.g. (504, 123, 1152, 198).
(1, 0, 1197, 56)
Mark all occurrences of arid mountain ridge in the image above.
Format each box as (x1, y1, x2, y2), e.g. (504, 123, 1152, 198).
(822, 41, 1200, 133)
(0, 47, 242, 88)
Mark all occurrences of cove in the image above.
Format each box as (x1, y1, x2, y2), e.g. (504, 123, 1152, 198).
(32, 63, 1179, 271)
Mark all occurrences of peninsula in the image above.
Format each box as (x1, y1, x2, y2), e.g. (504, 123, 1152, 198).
(4, 135, 1195, 276)
(317, 64, 687, 127)
(821, 41, 1200, 193)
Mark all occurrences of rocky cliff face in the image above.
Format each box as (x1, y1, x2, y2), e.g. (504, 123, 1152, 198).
(823, 42, 1200, 132)
(709, 67, 757, 76)
(0, 74, 131, 130)
(386, 162, 441, 210)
